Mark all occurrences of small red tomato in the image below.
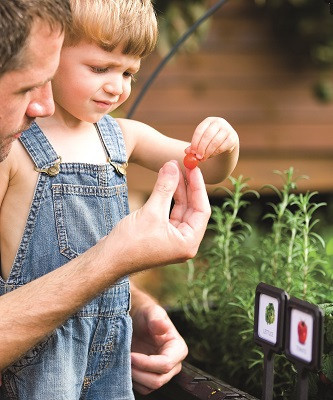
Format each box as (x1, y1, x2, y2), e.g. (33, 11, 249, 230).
(183, 153, 199, 169)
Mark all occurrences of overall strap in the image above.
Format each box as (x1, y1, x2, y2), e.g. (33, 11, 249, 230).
(96, 115, 128, 174)
(19, 122, 60, 174)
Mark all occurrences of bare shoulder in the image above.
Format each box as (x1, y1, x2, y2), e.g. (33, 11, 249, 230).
(6, 140, 35, 182)
(0, 140, 38, 279)
(0, 140, 30, 209)
(0, 140, 22, 183)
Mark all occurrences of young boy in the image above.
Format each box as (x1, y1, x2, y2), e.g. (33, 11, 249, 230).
(0, 0, 239, 398)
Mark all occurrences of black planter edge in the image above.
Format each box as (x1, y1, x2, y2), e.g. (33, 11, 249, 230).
(134, 361, 259, 400)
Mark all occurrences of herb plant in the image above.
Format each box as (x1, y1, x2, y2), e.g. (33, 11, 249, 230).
(177, 168, 333, 399)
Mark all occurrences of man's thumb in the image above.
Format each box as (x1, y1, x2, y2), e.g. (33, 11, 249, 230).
(145, 161, 180, 210)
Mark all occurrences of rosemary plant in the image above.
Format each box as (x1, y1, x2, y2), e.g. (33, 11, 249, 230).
(178, 168, 333, 399)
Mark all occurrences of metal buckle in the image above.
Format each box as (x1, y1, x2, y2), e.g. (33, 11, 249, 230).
(107, 158, 128, 176)
(35, 156, 62, 176)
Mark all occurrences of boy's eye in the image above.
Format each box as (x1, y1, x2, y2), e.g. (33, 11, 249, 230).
(91, 66, 109, 73)
(124, 71, 136, 81)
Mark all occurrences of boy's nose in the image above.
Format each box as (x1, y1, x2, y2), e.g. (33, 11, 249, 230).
(26, 83, 55, 118)
(103, 78, 123, 96)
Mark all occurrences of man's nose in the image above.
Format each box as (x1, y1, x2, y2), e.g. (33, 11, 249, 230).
(26, 82, 55, 118)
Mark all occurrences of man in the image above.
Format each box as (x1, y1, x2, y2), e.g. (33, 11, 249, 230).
(0, 0, 211, 396)
(0, 0, 69, 161)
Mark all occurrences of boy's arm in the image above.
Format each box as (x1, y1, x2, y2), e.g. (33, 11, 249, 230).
(117, 117, 239, 185)
(0, 161, 210, 371)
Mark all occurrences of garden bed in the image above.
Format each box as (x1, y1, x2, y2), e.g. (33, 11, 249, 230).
(134, 362, 258, 400)
(156, 170, 333, 399)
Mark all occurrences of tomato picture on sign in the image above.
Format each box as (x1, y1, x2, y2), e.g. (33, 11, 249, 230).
(298, 320, 308, 345)
(289, 309, 314, 363)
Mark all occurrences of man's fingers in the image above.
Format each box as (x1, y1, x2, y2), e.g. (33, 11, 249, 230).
(185, 167, 210, 212)
(170, 163, 187, 227)
(145, 161, 180, 219)
(177, 167, 211, 236)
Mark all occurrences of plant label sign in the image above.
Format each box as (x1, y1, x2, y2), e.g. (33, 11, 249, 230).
(285, 297, 324, 370)
(254, 282, 288, 352)
(254, 283, 289, 400)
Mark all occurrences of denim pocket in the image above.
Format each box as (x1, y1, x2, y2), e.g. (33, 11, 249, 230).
(81, 313, 133, 399)
(52, 183, 128, 259)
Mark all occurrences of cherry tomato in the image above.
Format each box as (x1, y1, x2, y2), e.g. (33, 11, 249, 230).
(183, 153, 199, 169)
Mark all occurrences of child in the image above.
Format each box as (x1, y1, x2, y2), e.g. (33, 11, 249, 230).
(0, 0, 239, 398)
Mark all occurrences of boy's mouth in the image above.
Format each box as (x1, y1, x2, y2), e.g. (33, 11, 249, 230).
(93, 100, 114, 109)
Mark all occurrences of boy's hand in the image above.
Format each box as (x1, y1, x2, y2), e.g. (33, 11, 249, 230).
(185, 116, 239, 162)
(131, 300, 188, 395)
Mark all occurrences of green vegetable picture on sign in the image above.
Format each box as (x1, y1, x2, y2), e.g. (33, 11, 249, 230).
(265, 303, 275, 325)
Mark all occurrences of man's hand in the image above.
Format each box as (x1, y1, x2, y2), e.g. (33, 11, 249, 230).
(108, 160, 211, 275)
(131, 291, 188, 395)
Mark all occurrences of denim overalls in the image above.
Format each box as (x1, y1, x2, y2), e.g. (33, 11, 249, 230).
(0, 115, 134, 400)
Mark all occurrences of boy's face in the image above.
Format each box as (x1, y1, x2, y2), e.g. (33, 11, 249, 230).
(0, 19, 64, 162)
(52, 41, 141, 123)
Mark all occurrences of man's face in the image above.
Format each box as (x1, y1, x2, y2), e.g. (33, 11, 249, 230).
(0, 19, 64, 161)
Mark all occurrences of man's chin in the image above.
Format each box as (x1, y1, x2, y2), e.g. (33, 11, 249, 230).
(0, 119, 34, 162)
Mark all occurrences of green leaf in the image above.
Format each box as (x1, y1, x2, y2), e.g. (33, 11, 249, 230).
(326, 237, 333, 256)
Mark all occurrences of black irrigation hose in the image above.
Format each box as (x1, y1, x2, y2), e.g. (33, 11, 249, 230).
(127, 0, 229, 119)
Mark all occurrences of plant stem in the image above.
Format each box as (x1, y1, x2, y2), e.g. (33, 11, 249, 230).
(286, 225, 297, 293)
(302, 209, 310, 299)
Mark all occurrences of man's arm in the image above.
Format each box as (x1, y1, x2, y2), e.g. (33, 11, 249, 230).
(0, 161, 210, 371)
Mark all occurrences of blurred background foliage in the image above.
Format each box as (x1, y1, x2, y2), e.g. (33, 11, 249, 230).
(153, 0, 211, 55)
(154, 0, 333, 101)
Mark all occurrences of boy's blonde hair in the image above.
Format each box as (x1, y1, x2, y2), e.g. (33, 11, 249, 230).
(65, 0, 158, 58)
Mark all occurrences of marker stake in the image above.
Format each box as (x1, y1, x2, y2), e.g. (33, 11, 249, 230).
(262, 347, 274, 400)
(296, 364, 309, 400)
(254, 283, 289, 400)
(285, 298, 324, 400)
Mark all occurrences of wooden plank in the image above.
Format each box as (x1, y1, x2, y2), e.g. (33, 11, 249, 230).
(127, 157, 333, 197)
(127, 122, 333, 153)
(119, 0, 333, 194)
(127, 87, 333, 110)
